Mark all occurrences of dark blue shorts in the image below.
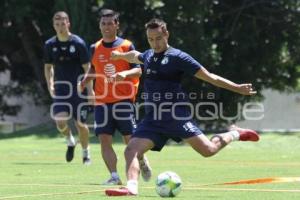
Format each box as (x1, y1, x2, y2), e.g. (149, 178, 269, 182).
(52, 91, 89, 123)
(132, 108, 203, 151)
(94, 100, 136, 136)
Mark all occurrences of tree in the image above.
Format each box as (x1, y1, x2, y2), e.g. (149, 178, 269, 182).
(0, 0, 54, 119)
(156, 0, 300, 128)
(0, 0, 299, 129)
(0, 0, 99, 120)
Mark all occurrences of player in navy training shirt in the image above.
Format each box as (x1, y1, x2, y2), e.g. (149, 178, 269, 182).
(105, 18, 260, 196)
(44, 11, 93, 165)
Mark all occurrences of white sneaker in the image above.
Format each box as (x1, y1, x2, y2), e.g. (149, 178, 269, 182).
(139, 157, 152, 182)
(82, 148, 91, 165)
(102, 177, 122, 185)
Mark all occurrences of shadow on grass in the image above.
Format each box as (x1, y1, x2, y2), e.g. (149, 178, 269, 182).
(13, 162, 65, 166)
(260, 131, 300, 137)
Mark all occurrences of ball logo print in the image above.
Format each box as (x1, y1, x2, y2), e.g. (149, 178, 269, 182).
(104, 63, 116, 83)
(156, 171, 182, 197)
(104, 63, 116, 76)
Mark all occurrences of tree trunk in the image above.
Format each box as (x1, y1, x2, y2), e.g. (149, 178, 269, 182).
(18, 18, 47, 93)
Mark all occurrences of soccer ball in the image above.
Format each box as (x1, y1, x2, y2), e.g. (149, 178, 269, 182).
(155, 171, 182, 197)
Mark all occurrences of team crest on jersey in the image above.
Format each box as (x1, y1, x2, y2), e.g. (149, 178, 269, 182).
(161, 57, 169, 65)
(52, 47, 57, 52)
(69, 45, 76, 53)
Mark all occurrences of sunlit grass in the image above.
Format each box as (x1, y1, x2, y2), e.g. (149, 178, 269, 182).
(0, 131, 300, 199)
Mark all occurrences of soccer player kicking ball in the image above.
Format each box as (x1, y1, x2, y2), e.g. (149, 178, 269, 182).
(105, 18, 259, 196)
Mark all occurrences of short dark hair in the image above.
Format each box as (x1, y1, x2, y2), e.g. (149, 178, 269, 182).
(53, 11, 69, 22)
(145, 18, 167, 33)
(99, 9, 119, 23)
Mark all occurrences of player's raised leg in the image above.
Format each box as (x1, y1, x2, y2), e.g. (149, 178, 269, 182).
(185, 125, 259, 157)
(229, 125, 259, 142)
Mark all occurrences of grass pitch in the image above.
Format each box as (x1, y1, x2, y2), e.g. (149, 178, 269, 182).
(0, 126, 300, 200)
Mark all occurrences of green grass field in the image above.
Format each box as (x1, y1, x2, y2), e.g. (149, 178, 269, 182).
(1, 126, 300, 200)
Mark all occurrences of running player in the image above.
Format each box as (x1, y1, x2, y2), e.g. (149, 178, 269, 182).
(44, 11, 93, 165)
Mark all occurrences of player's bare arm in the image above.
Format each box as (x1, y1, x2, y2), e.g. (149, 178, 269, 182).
(81, 62, 95, 103)
(44, 63, 55, 97)
(111, 68, 142, 82)
(78, 64, 96, 93)
(82, 63, 94, 92)
(111, 50, 143, 64)
(194, 67, 257, 95)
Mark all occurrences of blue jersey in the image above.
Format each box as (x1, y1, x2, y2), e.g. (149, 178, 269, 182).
(138, 47, 202, 112)
(43, 34, 89, 90)
(134, 47, 203, 151)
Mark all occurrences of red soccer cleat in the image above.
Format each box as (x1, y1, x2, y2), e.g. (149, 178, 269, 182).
(105, 187, 136, 196)
(229, 125, 259, 142)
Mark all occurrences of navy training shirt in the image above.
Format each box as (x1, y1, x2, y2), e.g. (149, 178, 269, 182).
(138, 47, 202, 112)
(43, 34, 89, 89)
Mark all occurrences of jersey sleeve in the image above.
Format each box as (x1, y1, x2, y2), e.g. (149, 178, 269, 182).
(77, 40, 90, 64)
(43, 42, 52, 64)
(138, 50, 150, 63)
(128, 44, 141, 69)
(176, 51, 202, 76)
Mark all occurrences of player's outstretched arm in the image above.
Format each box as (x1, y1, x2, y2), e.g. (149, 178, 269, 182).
(194, 67, 257, 95)
(111, 50, 143, 64)
(110, 68, 142, 82)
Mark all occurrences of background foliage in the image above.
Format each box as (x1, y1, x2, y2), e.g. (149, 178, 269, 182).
(0, 0, 299, 128)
